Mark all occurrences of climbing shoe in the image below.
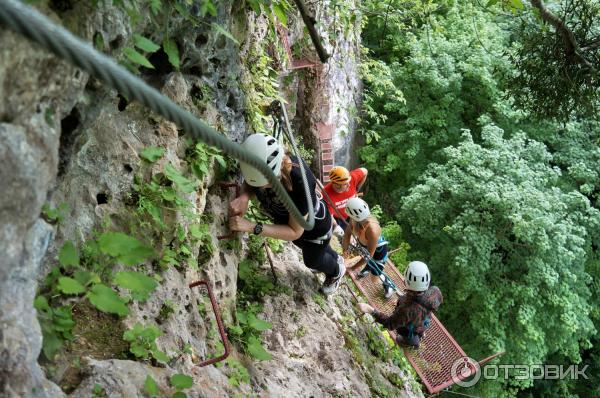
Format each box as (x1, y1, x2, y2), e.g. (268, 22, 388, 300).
(384, 284, 395, 299)
(396, 334, 420, 348)
(322, 255, 346, 295)
(357, 266, 370, 279)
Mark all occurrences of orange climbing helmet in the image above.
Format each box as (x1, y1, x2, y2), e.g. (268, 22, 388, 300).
(329, 166, 351, 184)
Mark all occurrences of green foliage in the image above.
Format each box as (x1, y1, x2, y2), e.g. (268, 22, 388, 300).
(380, 221, 410, 268)
(157, 300, 176, 323)
(359, 2, 513, 208)
(164, 164, 196, 193)
(92, 383, 106, 397)
(123, 323, 169, 363)
(241, 38, 282, 134)
(140, 146, 165, 163)
(170, 373, 193, 390)
(57, 277, 86, 295)
(505, 0, 600, 120)
(98, 231, 155, 266)
(162, 39, 180, 70)
(401, 126, 600, 394)
(133, 34, 160, 53)
(185, 140, 226, 180)
(87, 284, 130, 316)
(144, 375, 159, 397)
(41, 202, 69, 224)
(212, 23, 239, 45)
(58, 241, 80, 268)
(123, 47, 155, 69)
(228, 305, 273, 361)
(34, 296, 75, 359)
(359, 1, 600, 396)
(223, 357, 251, 387)
(113, 271, 158, 301)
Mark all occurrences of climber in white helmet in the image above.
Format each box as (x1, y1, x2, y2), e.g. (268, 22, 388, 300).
(357, 261, 443, 348)
(229, 133, 346, 295)
(342, 197, 394, 298)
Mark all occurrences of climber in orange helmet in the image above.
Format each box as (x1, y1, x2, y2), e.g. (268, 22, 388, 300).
(322, 165, 368, 238)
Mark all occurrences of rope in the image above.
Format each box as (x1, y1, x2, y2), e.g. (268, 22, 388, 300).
(0, 0, 315, 230)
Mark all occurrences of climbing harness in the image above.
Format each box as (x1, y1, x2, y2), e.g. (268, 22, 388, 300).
(348, 242, 399, 295)
(0, 0, 315, 231)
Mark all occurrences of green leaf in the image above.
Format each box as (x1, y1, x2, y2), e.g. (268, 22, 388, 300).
(189, 224, 209, 240)
(140, 146, 165, 163)
(152, 348, 170, 363)
(170, 374, 193, 390)
(213, 154, 226, 169)
(486, 0, 499, 6)
(212, 23, 239, 45)
(162, 39, 180, 69)
(148, 0, 162, 15)
(123, 47, 154, 69)
(87, 284, 129, 316)
(41, 329, 63, 359)
(247, 0, 261, 14)
(200, 0, 217, 17)
(73, 270, 101, 286)
(114, 271, 158, 301)
(246, 336, 272, 360)
(164, 164, 196, 193)
(228, 325, 243, 336)
(133, 34, 160, 53)
(248, 314, 272, 332)
(509, 0, 524, 9)
(57, 277, 86, 295)
(272, 4, 287, 27)
(34, 295, 50, 312)
(59, 241, 79, 267)
(144, 375, 159, 397)
(172, 393, 187, 398)
(98, 232, 154, 266)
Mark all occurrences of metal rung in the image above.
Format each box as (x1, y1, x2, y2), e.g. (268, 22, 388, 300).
(189, 280, 231, 367)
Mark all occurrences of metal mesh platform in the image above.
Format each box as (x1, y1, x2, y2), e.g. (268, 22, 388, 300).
(345, 256, 481, 394)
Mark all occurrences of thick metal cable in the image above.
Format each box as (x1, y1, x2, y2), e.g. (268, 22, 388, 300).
(0, 0, 315, 230)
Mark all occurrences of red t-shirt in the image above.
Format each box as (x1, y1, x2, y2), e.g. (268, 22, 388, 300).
(323, 168, 366, 219)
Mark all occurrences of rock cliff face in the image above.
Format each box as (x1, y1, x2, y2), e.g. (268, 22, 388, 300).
(0, 1, 422, 397)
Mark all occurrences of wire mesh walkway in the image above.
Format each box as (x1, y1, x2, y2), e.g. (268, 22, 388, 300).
(345, 256, 503, 395)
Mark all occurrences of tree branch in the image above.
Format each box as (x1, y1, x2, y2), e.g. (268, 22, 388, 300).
(530, 0, 595, 70)
(291, 0, 330, 63)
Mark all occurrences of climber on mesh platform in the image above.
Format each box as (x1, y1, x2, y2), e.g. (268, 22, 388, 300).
(322, 166, 368, 238)
(341, 197, 395, 298)
(229, 133, 346, 295)
(357, 261, 443, 348)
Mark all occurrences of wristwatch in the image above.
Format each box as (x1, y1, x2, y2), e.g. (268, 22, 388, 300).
(252, 222, 263, 235)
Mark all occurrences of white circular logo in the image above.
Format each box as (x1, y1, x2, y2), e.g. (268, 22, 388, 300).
(450, 356, 481, 388)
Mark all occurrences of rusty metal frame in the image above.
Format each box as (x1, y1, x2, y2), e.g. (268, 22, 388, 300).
(217, 182, 240, 241)
(263, 242, 279, 284)
(189, 280, 231, 367)
(276, 23, 317, 70)
(345, 256, 503, 395)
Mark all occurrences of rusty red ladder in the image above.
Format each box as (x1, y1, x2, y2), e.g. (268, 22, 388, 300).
(345, 256, 503, 395)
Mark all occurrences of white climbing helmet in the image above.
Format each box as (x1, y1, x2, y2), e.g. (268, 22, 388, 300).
(240, 133, 284, 187)
(345, 197, 370, 222)
(404, 261, 430, 292)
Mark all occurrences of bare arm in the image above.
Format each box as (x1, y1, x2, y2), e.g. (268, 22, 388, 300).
(356, 168, 368, 191)
(229, 212, 305, 241)
(228, 182, 254, 216)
